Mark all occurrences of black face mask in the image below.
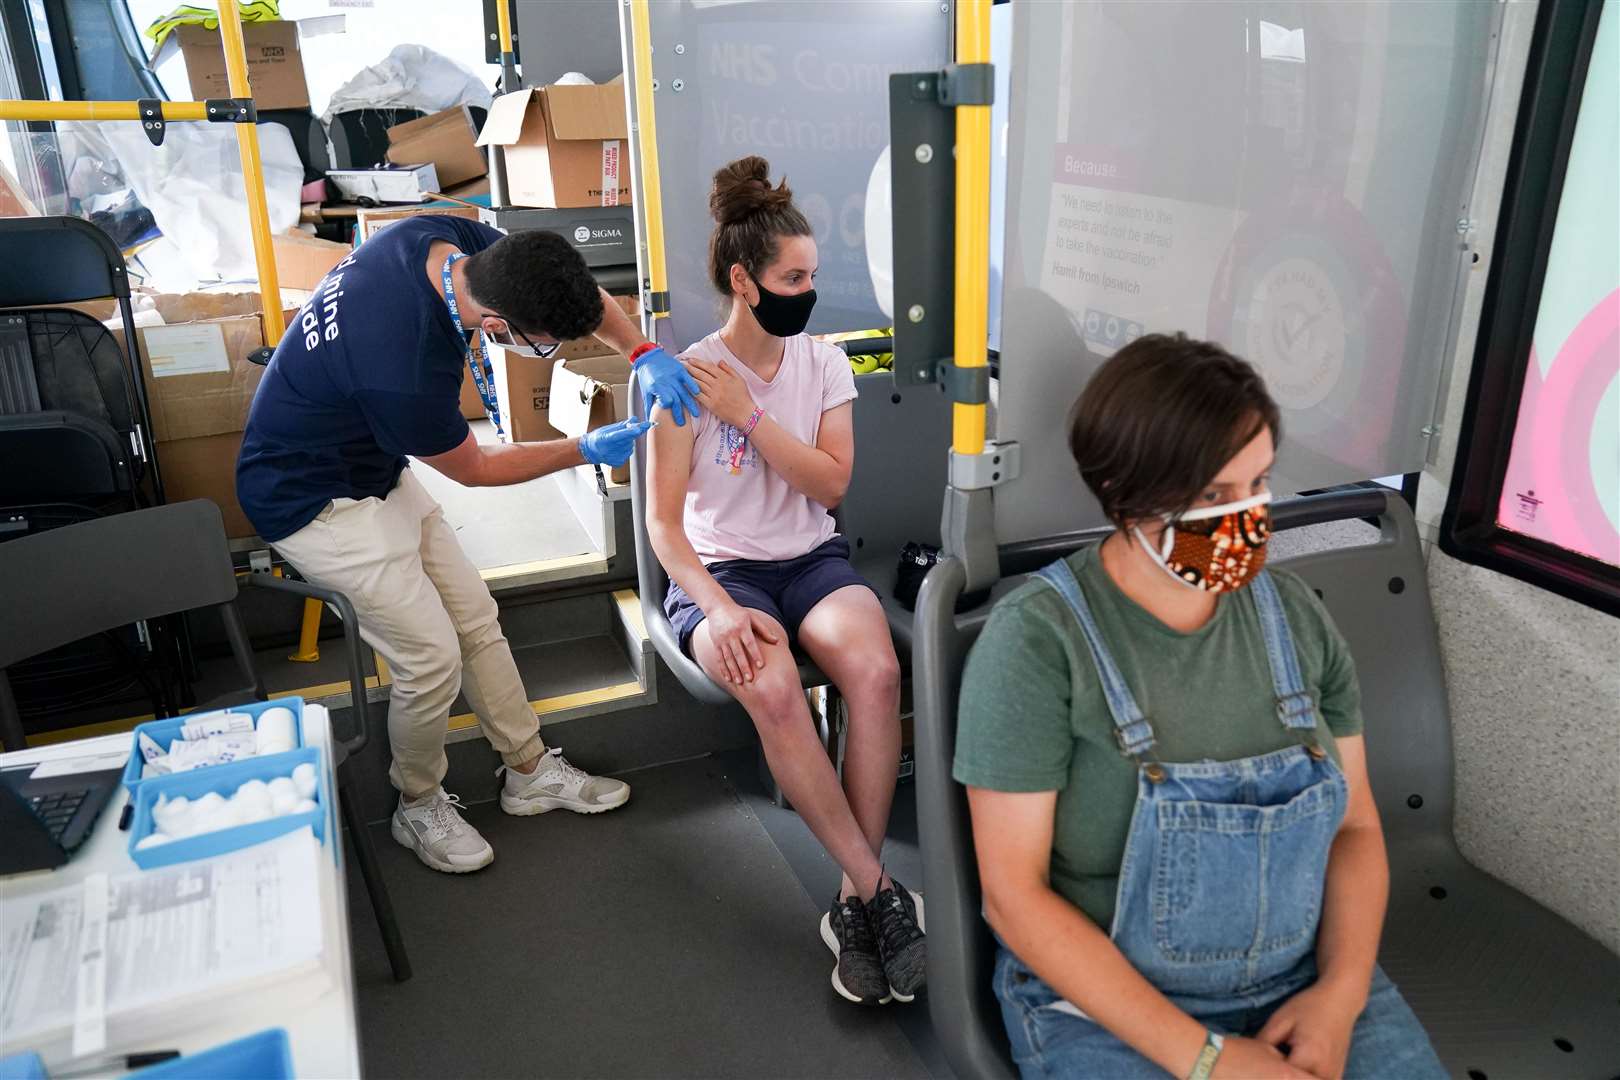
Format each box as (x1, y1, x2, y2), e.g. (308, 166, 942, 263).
(747, 276, 817, 338)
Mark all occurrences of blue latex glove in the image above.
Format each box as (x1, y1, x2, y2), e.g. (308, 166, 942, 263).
(635, 346, 702, 426)
(579, 418, 656, 468)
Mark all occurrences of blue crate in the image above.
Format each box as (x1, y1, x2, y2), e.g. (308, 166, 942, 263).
(132, 1028, 295, 1080)
(128, 746, 329, 870)
(0, 1052, 45, 1080)
(122, 698, 306, 798)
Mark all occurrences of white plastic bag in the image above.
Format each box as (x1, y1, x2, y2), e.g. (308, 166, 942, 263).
(322, 44, 493, 124)
(89, 119, 303, 285)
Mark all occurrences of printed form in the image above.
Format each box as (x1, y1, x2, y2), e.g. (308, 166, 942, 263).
(0, 829, 324, 1042)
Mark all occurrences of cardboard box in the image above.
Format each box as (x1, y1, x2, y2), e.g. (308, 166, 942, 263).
(475, 80, 632, 209)
(132, 316, 265, 443)
(173, 21, 310, 111)
(386, 108, 487, 190)
(550, 353, 632, 484)
(110, 294, 269, 539)
(443, 177, 491, 200)
(487, 341, 562, 443)
(271, 232, 351, 292)
(328, 164, 439, 205)
(356, 204, 482, 243)
(470, 293, 638, 440)
(157, 432, 254, 538)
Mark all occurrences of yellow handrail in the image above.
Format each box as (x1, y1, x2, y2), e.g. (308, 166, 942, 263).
(495, 0, 514, 57)
(952, 0, 992, 457)
(0, 100, 208, 122)
(629, 0, 669, 318)
(217, 0, 284, 344)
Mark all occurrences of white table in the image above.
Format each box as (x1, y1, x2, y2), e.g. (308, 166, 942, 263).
(0, 705, 362, 1079)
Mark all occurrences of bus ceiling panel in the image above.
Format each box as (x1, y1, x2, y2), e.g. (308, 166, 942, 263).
(991, 0, 1503, 546)
(644, 0, 953, 353)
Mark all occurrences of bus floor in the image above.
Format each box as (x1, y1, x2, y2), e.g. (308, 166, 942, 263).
(343, 746, 950, 1079)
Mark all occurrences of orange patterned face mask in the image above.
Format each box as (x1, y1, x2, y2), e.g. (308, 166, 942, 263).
(1135, 493, 1271, 593)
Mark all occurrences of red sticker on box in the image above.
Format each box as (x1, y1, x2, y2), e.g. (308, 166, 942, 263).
(601, 141, 620, 207)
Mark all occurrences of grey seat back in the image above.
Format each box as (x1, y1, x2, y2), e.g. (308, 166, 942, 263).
(0, 500, 239, 670)
(839, 373, 952, 567)
(0, 500, 261, 750)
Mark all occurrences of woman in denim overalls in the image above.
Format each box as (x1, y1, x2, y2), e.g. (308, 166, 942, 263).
(957, 336, 1444, 1079)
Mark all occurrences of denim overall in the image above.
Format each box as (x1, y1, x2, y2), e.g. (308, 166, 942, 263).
(993, 561, 1444, 1079)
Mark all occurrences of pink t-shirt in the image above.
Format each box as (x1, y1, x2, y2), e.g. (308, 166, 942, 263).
(678, 331, 858, 564)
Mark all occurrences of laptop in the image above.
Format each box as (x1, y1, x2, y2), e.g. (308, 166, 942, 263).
(0, 761, 122, 875)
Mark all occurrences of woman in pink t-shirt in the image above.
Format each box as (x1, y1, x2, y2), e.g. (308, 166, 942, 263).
(647, 156, 925, 1007)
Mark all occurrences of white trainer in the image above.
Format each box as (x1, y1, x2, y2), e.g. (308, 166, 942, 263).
(499, 748, 630, 816)
(389, 789, 494, 874)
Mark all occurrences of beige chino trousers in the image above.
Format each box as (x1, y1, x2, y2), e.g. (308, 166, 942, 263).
(273, 468, 544, 797)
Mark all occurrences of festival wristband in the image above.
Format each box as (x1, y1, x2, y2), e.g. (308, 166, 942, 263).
(1188, 1031, 1224, 1080)
(727, 407, 765, 474)
(629, 342, 659, 364)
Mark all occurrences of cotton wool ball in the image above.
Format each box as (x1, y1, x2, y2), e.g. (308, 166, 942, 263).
(268, 776, 299, 816)
(291, 763, 318, 799)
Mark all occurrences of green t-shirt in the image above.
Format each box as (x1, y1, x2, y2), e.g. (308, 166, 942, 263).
(953, 544, 1363, 931)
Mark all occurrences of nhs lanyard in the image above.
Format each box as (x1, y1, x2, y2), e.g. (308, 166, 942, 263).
(441, 253, 504, 437)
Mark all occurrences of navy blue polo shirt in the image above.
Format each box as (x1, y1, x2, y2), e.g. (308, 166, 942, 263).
(236, 216, 502, 542)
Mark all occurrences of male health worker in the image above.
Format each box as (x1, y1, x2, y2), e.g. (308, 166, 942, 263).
(237, 216, 701, 873)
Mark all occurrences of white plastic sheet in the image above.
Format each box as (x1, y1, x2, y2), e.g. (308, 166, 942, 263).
(322, 44, 493, 124)
(87, 120, 303, 287)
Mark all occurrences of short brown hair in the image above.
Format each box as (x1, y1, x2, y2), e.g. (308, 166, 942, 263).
(1068, 333, 1280, 526)
(707, 155, 812, 297)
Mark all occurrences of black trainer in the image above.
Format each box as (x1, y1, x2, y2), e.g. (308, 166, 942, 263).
(820, 896, 891, 1005)
(869, 876, 927, 1002)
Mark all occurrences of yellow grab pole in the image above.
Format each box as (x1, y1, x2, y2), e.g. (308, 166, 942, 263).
(495, 0, 514, 56)
(0, 100, 209, 123)
(629, 0, 670, 318)
(217, 1, 285, 344)
(270, 567, 321, 662)
(952, 0, 992, 457)
(289, 599, 322, 662)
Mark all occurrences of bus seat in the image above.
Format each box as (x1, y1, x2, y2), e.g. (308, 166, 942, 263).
(912, 488, 1620, 1080)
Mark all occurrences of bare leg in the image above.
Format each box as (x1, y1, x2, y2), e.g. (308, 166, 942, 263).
(693, 615, 884, 898)
(797, 586, 902, 900)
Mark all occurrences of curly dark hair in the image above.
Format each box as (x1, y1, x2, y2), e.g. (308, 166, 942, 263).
(707, 155, 812, 297)
(463, 229, 603, 341)
(1068, 333, 1281, 526)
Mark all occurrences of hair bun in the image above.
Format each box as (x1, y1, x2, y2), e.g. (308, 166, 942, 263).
(710, 155, 794, 225)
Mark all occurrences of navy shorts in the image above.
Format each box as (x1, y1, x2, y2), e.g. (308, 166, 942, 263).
(665, 536, 876, 657)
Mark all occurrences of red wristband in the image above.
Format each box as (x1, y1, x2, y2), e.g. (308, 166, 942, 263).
(629, 342, 659, 364)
